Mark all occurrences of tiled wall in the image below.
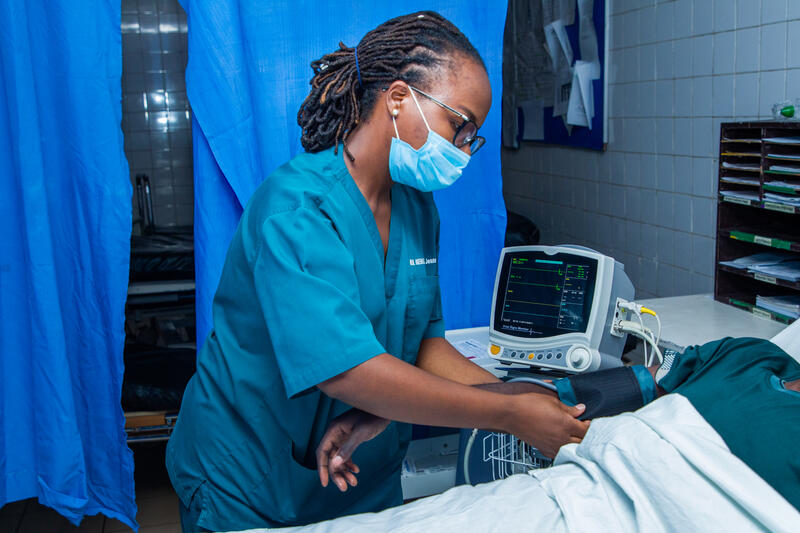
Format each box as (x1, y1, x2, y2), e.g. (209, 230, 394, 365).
(122, 0, 192, 231)
(502, 0, 800, 298)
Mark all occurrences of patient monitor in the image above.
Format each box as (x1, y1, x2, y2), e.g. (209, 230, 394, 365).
(487, 245, 634, 373)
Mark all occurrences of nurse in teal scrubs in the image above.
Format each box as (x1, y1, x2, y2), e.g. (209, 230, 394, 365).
(166, 11, 589, 532)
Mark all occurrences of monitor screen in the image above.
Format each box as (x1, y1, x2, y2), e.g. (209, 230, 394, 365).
(493, 251, 598, 338)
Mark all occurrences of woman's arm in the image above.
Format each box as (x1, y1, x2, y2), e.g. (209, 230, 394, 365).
(414, 337, 500, 385)
(317, 353, 587, 456)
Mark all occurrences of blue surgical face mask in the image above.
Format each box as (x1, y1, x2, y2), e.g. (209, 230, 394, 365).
(388, 89, 470, 192)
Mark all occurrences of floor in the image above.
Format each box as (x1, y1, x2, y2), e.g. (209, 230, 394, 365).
(0, 442, 182, 533)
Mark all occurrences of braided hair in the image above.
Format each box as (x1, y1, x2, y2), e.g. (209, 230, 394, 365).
(297, 11, 485, 161)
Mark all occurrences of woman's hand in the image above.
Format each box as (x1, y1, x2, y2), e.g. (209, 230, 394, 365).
(507, 394, 590, 458)
(316, 408, 391, 492)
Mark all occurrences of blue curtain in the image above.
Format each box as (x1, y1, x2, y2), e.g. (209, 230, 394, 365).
(183, 1, 507, 343)
(0, 1, 136, 529)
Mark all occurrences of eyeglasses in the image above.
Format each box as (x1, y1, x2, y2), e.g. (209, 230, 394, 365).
(408, 86, 486, 155)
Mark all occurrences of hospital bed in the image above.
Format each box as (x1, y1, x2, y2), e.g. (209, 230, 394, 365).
(227, 320, 800, 533)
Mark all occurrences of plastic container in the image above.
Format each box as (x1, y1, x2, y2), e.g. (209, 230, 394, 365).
(772, 99, 800, 120)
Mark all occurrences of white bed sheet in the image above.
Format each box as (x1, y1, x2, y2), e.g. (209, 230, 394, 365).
(233, 394, 800, 533)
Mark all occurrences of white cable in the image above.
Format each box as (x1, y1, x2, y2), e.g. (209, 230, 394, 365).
(507, 376, 558, 392)
(618, 320, 663, 365)
(463, 428, 479, 485)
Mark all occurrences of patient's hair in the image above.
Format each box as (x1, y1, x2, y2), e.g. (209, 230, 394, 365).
(297, 11, 485, 160)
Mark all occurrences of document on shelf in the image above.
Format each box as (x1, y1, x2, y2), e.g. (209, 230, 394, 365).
(756, 294, 800, 319)
(763, 192, 800, 206)
(749, 261, 800, 282)
(721, 161, 761, 171)
(720, 190, 761, 201)
(720, 252, 795, 270)
(721, 176, 759, 185)
(767, 164, 800, 173)
(764, 136, 800, 145)
(767, 152, 800, 160)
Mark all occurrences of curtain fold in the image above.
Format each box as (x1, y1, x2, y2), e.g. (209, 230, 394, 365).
(0, 1, 136, 528)
(183, 1, 507, 343)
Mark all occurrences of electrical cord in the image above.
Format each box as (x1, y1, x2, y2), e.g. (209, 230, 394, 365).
(463, 377, 557, 484)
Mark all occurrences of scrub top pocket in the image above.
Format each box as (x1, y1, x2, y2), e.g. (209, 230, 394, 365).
(401, 275, 441, 362)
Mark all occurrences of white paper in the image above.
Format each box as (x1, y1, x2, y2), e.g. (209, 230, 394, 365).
(567, 61, 595, 128)
(567, 69, 589, 127)
(544, 20, 573, 70)
(576, 60, 595, 120)
(519, 99, 545, 140)
(553, 65, 572, 117)
(451, 338, 487, 360)
(578, 0, 601, 79)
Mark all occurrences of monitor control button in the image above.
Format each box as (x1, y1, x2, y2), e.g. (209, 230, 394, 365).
(567, 347, 591, 370)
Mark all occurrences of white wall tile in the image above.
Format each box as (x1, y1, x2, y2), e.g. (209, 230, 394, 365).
(761, 0, 787, 24)
(760, 23, 787, 71)
(640, 44, 657, 81)
(656, 1, 675, 42)
(759, 70, 786, 118)
(691, 273, 714, 295)
(673, 38, 694, 78)
(693, 76, 713, 116)
(692, 196, 716, 236)
(674, 78, 693, 116)
(624, 10, 640, 48)
(788, 21, 800, 68)
(657, 225, 675, 264)
(712, 74, 735, 116)
(641, 154, 658, 190)
(674, 196, 692, 233)
(788, 69, 800, 96)
(692, 35, 714, 76)
(639, 6, 657, 46)
(737, 0, 762, 28)
(655, 80, 674, 117)
(692, 118, 714, 157)
(657, 154, 674, 191)
(692, 235, 716, 276)
(694, 0, 714, 35)
(674, 118, 693, 155)
(673, 0, 694, 39)
(674, 267, 693, 295)
(655, 117, 674, 154)
(655, 41, 674, 80)
(734, 72, 760, 116)
(735, 27, 761, 72)
(674, 156, 693, 194)
(714, 0, 737, 32)
(673, 232, 693, 271)
(713, 31, 736, 74)
(692, 158, 715, 198)
(789, 0, 800, 19)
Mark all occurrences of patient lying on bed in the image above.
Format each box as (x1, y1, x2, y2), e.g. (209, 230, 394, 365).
(260, 336, 800, 533)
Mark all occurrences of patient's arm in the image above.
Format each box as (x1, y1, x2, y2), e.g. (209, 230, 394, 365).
(472, 381, 558, 397)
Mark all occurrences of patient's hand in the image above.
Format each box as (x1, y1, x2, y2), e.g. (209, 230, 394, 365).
(316, 408, 390, 492)
(509, 394, 590, 458)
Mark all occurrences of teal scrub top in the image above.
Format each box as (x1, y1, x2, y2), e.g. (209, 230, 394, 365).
(657, 337, 800, 510)
(166, 146, 445, 530)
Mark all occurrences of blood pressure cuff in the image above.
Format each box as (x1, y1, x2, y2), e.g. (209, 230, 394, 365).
(554, 366, 657, 420)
